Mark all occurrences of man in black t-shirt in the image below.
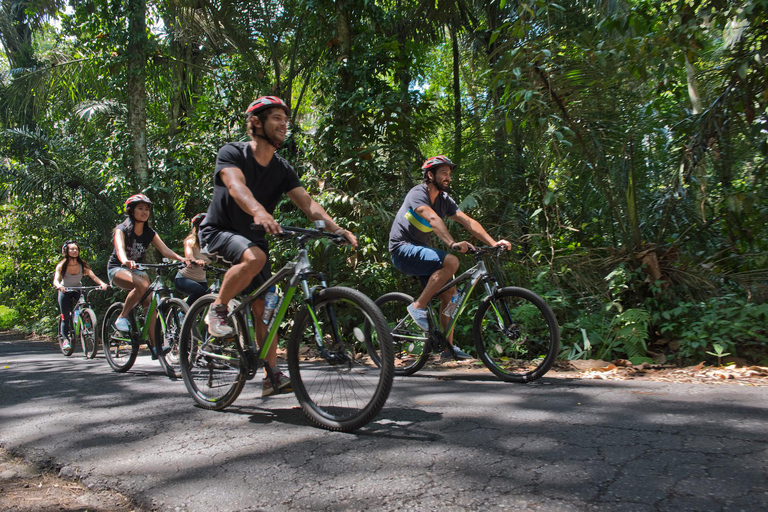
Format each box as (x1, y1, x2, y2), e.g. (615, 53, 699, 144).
(388, 155, 511, 360)
(199, 96, 357, 396)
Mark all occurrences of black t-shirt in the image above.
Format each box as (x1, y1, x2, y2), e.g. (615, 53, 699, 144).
(107, 219, 157, 270)
(388, 184, 459, 252)
(201, 142, 303, 242)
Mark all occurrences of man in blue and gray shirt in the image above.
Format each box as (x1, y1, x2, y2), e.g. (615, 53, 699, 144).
(388, 155, 512, 360)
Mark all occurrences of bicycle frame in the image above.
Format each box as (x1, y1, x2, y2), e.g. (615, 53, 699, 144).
(198, 227, 345, 377)
(122, 264, 181, 342)
(225, 247, 329, 366)
(394, 248, 513, 346)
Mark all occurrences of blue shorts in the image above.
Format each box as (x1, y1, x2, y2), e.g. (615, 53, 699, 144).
(390, 244, 448, 288)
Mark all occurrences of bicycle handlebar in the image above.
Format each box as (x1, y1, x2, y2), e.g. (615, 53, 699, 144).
(468, 245, 507, 256)
(250, 224, 347, 244)
(63, 286, 104, 292)
(131, 262, 186, 271)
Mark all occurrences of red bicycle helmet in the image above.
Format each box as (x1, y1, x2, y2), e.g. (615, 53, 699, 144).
(422, 155, 456, 174)
(245, 96, 290, 117)
(124, 194, 153, 207)
(191, 213, 206, 227)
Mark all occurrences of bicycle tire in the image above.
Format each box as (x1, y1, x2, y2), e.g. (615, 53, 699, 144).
(102, 302, 139, 372)
(371, 292, 431, 376)
(179, 294, 247, 410)
(58, 317, 74, 357)
(79, 308, 99, 359)
(155, 297, 189, 380)
(288, 287, 395, 432)
(472, 287, 560, 383)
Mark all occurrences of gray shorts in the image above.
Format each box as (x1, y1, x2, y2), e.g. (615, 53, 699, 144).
(107, 267, 149, 288)
(198, 226, 271, 297)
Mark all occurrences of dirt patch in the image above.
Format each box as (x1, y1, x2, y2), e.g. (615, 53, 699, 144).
(432, 357, 768, 386)
(0, 449, 139, 512)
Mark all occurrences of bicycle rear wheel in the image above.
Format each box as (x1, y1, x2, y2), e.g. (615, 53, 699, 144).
(288, 287, 394, 432)
(155, 298, 189, 379)
(102, 302, 139, 372)
(473, 287, 560, 383)
(372, 292, 431, 376)
(179, 294, 247, 410)
(79, 308, 98, 359)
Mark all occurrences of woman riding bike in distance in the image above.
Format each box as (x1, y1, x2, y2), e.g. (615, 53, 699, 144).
(53, 241, 108, 351)
(107, 194, 190, 358)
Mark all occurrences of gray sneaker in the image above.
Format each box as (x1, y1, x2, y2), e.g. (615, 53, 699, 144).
(407, 303, 429, 331)
(205, 304, 233, 337)
(441, 345, 473, 360)
(263, 371, 292, 397)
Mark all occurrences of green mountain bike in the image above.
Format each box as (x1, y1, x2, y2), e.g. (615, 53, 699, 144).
(101, 262, 188, 377)
(179, 223, 395, 432)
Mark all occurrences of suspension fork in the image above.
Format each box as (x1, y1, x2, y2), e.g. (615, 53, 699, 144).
(485, 279, 515, 330)
(302, 273, 348, 363)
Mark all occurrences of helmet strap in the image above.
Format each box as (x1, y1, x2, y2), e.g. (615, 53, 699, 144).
(249, 114, 282, 149)
(256, 132, 281, 149)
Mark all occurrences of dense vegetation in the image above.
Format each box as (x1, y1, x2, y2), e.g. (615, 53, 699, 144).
(1, 0, 767, 365)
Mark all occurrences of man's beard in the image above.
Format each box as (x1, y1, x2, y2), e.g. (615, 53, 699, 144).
(434, 180, 450, 193)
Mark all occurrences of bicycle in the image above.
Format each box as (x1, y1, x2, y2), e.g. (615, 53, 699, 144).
(58, 286, 102, 358)
(373, 246, 560, 383)
(178, 223, 395, 432)
(101, 262, 189, 377)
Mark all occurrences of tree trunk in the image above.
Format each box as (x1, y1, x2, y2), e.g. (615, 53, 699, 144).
(451, 23, 461, 162)
(685, 54, 703, 115)
(127, 0, 149, 185)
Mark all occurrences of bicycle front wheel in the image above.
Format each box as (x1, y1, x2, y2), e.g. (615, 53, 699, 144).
(102, 302, 139, 372)
(373, 292, 431, 376)
(288, 287, 395, 432)
(473, 287, 560, 383)
(79, 308, 98, 359)
(179, 294, 247, 411)
(58, 317, 74, 357)
(155, 298, 189, 379)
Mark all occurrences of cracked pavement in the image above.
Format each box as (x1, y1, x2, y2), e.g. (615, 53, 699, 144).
(1, 336, 766, 511)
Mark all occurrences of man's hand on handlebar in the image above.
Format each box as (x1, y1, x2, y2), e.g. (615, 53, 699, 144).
(252, 211, 282, 235)
(451, 241, 475, 253)
(334, 228, 358, 248)
(493, 239, 512, 251)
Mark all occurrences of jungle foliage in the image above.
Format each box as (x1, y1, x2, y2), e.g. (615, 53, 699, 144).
(1, 0, 767, 365)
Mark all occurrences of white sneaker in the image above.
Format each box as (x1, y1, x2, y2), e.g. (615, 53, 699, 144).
(205, 304, 233, 337)
(114, 317, 131, 332)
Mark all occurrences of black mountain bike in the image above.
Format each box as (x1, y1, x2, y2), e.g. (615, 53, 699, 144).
(179, 224, 395, 432)
(374, 246, 560, 383)
(101, 262, 189, 377)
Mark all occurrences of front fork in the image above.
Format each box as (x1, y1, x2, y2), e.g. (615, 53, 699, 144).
(301, 273, 349, 365)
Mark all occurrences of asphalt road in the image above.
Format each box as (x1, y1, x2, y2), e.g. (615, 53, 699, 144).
(1, 334, 766, 511)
